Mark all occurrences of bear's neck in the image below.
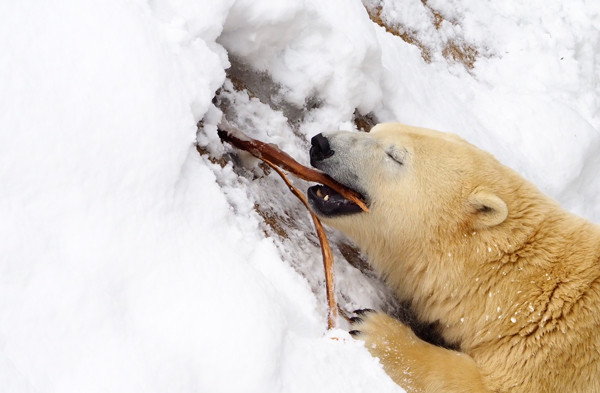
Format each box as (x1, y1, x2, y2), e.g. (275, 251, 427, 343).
(363, 208, 600, 352)
(459, 212, 600, 348)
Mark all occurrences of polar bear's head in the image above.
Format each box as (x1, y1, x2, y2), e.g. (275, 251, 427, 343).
(307, 123, 543, 289)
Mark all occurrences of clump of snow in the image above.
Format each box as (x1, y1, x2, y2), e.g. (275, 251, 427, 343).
(1, 0, 599, 392)
(219, 0, 383, 132)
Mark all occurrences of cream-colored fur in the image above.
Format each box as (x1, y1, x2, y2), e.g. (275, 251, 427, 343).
(314, 123, 600, 393)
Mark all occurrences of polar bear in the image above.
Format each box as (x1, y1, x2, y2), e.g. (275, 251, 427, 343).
(307, 123, 600, 393)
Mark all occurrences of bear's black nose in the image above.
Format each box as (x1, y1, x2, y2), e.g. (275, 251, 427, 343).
(310, 133, 334, 166)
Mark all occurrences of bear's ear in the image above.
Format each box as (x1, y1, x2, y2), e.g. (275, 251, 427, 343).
(468, 190, 508, 229)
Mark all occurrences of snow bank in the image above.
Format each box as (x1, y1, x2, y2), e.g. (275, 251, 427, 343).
(0, 0, 400, 392)
(1, 0, 599, 392)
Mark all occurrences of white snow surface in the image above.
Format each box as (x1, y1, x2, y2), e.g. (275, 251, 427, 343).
(1, 0, 598, 392)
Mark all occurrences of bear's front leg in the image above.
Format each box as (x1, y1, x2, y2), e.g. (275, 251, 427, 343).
(350, 311, 489, 393)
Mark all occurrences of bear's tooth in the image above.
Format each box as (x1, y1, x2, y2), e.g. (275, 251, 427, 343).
(324, 194, 330, 201)
(316, 189, 323, 198)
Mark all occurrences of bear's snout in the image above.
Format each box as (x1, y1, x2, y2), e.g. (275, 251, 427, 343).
(310, 133, 334, 166)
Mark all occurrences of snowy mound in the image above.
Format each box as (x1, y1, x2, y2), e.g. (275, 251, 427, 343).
(1, 0, 598, 392)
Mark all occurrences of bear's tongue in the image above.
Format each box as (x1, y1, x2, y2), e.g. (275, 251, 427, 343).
(307, 184, 363, 216)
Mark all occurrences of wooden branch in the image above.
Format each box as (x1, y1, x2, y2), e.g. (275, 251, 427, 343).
(217, 119, 368, 213)
(217, 118, 360, 329)
(263, 160, 338, 329)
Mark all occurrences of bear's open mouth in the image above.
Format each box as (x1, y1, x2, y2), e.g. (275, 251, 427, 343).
(307, 184, 365, 216)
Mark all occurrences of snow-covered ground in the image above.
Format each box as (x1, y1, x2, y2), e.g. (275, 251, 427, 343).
(1, 0, 598, 392)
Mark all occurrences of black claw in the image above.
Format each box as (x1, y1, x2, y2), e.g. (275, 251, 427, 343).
(349, 330, 361, 337)
(349, 316, 363, 324)
(354, 308, 375, 316)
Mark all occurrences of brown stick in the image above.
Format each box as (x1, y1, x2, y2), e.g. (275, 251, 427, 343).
(263, 160, 338, 329)
(216, 118, 347, 329)
(217, 119, 368, 213)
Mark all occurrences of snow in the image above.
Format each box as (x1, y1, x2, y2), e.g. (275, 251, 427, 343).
(0, 0, 598, 392)
(219, 0, 383, 131)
